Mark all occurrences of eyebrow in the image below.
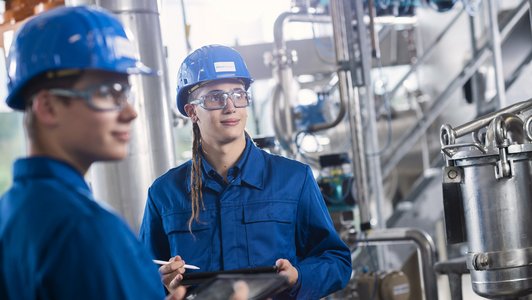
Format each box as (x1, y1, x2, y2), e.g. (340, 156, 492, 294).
(205, 89, 224, 94)
(204, 88, 245, 95)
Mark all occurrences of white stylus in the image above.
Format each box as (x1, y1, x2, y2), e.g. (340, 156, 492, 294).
(152, 259, 200, 270)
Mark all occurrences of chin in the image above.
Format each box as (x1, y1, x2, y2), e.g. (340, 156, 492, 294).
(100, 148, 129, 161)
(217, 136, 242, 145)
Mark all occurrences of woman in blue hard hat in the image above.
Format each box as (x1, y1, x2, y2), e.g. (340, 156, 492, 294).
(139, 44, 352, 299)
(0, 6, 187, 300)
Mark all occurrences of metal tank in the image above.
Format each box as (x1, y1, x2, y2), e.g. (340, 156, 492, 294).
(440, 99, 532, 298)
(65, 0, 175, 232)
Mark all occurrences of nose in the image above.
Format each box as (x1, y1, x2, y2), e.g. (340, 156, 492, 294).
(119, 102, 138, 122)
(222, 97, 237, 113)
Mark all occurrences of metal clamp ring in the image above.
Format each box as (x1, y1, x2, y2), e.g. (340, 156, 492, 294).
(467, 247, 532, 271)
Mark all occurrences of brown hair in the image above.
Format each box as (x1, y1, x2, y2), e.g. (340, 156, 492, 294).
(189, 122, 204, 231)
(23, 71, 83, 140)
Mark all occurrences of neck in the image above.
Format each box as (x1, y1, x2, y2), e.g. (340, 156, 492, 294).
(201, 135, 246, 180)
(29, 136, 90, 175)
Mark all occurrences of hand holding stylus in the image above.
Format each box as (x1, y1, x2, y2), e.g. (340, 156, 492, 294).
(157, 256, 191, 293)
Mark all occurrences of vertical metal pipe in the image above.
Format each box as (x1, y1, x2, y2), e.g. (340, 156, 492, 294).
(179, 0, 192, 53)
(272, 12, 297, 155)
(529, 0, 532, 36)
(67, 0, 175, 232)
(412, 24, 431, 174)
(469, 15, 485, 115)
(352, 0, 385, 231)
(367, 0, 380, 60)
(279, 60, 296, 155)
(487, 0, 506, 108)
(329, 0, 372, 229)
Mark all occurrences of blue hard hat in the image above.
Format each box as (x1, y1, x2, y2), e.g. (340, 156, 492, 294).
(176, 45, 253, 116)
(6, 5, 153, 111)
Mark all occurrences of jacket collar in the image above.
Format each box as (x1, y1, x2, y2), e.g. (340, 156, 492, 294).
(185, 137, 265, 193)
(13, 157, 91, 194)
(238, 138, 265, 190)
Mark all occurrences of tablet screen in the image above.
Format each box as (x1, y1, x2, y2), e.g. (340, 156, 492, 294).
(185, 273, 289, 300)
(181, 266, 278, 286)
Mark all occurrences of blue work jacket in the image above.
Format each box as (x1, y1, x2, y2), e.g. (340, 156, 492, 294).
(0, 157, 165, 299)
(140, 139, 352, 299)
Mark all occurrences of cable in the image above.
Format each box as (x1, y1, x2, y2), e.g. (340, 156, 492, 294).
(294, 130, 320, 167)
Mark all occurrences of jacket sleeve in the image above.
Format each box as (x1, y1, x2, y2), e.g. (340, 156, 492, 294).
(293, 166, 352, 299)
(139, 188, 171, 261)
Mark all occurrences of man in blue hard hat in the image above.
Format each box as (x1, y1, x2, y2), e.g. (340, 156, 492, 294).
(139, 44, 352, 299)
(0, 6, 187, 300)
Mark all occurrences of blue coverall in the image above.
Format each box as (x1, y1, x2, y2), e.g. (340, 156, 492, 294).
(0, 157, 165, 299)
(140, 138, 352, 299)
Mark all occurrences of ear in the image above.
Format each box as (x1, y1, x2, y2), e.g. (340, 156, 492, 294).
(184, 103, 198, 122)
(31, 90, 62, 127)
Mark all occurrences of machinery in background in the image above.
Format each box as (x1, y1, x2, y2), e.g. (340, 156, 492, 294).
(289, 0, 470, 16)
(441, 99, 532, 298)
(241, 0, 532, 298)
(292, 92, 329, 132)
(317, 153, 356, 211)
(253, 136, 279, 154)
(356, 270, 411, 300)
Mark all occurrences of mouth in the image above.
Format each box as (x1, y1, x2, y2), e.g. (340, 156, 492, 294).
(221, 119, 240, 126)
(112, 131, 130, 142)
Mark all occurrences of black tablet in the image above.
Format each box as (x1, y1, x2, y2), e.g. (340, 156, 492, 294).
(181, 266, 279, 286)
(185, 273, 289, 300)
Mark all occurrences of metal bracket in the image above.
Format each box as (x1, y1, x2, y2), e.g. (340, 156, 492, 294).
(494, 146, 512, 179)
(441, 142, 487, 157)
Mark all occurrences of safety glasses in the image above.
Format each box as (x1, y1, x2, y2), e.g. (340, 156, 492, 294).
(189, 89, 251, 111)
(49, 82, 132, 112)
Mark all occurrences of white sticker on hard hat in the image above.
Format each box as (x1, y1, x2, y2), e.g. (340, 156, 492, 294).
(113, 36, 138, 59)
(214, 61, 236, 73)
(68, 34, 81, 44)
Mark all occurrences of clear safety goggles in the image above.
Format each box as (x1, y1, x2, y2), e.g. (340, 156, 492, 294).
(189, 89, 251, 111)
(49, 82, 132, 112)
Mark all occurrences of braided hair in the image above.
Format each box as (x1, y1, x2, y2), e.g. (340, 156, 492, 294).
(188, 121, 205, 231)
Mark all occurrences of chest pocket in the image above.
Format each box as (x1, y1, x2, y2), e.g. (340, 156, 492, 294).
(242, 201, 297, 265)
(162, 211, 212, 268)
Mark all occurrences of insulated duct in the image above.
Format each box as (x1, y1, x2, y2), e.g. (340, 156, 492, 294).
(66, 0, 175, 232)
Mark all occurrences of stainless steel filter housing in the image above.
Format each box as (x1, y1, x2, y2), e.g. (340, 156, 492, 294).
(441, 102, 532, 298)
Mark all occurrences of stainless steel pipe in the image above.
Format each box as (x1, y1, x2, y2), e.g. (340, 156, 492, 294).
(353, 228, 438, 300)
(329, 0, 372, 228)
(66, 0, 175, 232)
